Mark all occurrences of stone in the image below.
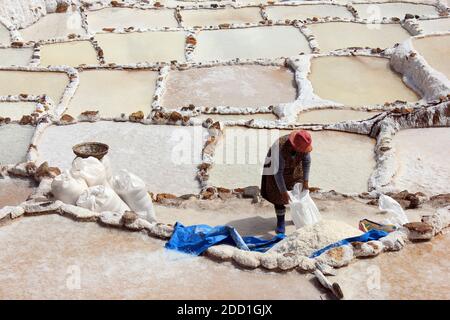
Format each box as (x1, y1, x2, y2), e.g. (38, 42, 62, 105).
(121, 211, 139, 225)
(23, 200, 63, 216)
(205, 244, 236, 261)
(0, 206, 25, 220)
(129, 111, 144, 122)
(99, 211, 123, 227)
(59, 114, 75, 124)
(55, 2, 69, 13)
(404, 222, 434, 241)
(260, 253, 280, 270)
(61, 204, 99, 221)
(155, 193, 177, 203)
(232, 250, 262, 269)
(379, 230, 407, 251)
(34, 162, 61, 181)
(316, 245, 354, 268)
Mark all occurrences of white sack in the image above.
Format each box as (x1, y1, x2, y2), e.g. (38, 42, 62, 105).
(51, 170, 88, 205)
(71, 156, 108, 187)
(101, 155, 113, 183)
(378, 194, 409, 226)
(76, 185, 130, 213)
(111, 169, 156, 222)
(288, 183, 321, 229)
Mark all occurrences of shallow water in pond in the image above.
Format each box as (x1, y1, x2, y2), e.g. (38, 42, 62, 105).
(0, 48, 32, 66)
(0, 71, 69, 104)
(194, 26, 311, 62)
(40, 41, 98, 67)
(309, 56, 420, 106)
(180, 7, 262, 27)
(309, 22, 411, 52)
(86, 8, 178, 32)
(66, 70, 157, 118)
(417, 18, 450, 34)
(0, 23, 9, 45)
(208, 128, 375, 193)
(412, 34, 450, 79)
(0, 124, 34, 165)
(36, 122, 206, 195)
(354, 3, 438, 20)
(297, 109, 380, 124)
(162, 65, 297, 109)
(391, 128, 450, 196)
(0, 177, 35, 208)
(20, 12, 86, 42)
(0, 215, 320, 299)
(0, 101, 37, 120)
(198, 113, 278, 122)
(266, 4, 354, 21)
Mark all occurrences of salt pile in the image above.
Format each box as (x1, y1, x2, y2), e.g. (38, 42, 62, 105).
(272, 220, 362, 257)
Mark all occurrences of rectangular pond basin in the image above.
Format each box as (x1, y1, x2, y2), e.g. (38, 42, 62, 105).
(194, 26, 311, 62)
(208, 128, 375, 194)
(0, 70, 69, 104)
(66, 70, 158, 118)
(161, 65, 297, 109)
(180, 7, 263, 27)
(0, 177, 36, 208)
(0, 23, 9, 45)
(308, 56, 420, 106)
(0, 101, 37, 121)
(20, 12, 86, 42)
(39, 41, 98, 67)
(418, 18, 450, 34)
(0, 124, 35, 165)
(412, 35, 450, 79)
(95, 31, 186, 64)
(0, 48, 32, 66)
(309, 22, 411, 52)
(354, 3, 439, 20)
(266, 4, 354, 21)
(86, 8, 178, 32)
(36, 122, 206, 195)
(391, 128, 450, 196)
(297, 109, 380, 124)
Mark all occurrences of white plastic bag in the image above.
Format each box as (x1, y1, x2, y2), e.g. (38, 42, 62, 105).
(76, 185, 130, 213)
(71, 157, 109, 187)
(101, 155, 113, 183)
(111, 169, 156, 222)
(378, 194, 408, 226)
(288, 183, 321, 229)
(51, 170, 88, 205)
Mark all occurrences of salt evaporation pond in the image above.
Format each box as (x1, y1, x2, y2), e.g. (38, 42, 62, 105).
(0, 48, 32, 66)
(391, 128, 450, 196)
(95, 31, 186, 64)
(194, 26, 311, 62)
(308, 56, 420, 106)
(412, 35, 450, 79)
(19, 12, 86, 42)
(0, 177, 35, 208)
(0, 23, 9, 45)
(309, 22, 411, 52)
(353, 3, 438, 20)
(266, 4, 354, 21)
(0, 101, 37, 120)
(161, 65, 297, 109)
(180, 7, 262, 27)
(66, 70, 158, 118)
(0, 215, 319, 299)
(418, 18, 450, 34)
(39, 41, 98, 67)
(208, 128, 375, 194)
(198, 113, 278, 122)
(0, 71, 69, 104)
(297, 109, 380, 124)
(86, 8, 178, 32)
(0, 124, 34, 165)
(36, 122, 206, 195)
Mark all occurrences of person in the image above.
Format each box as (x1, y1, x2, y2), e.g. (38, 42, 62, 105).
(260, 130, 312, 234)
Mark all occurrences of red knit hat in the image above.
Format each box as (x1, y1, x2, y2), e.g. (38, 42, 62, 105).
(289, 130, 312, 152)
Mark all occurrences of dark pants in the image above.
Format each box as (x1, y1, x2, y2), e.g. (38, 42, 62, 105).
(274, 204, 286, 216)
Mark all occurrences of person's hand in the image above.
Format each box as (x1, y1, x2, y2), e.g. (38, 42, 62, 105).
(281, 192, 291, 204)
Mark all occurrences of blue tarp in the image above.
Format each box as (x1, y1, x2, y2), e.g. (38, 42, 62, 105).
(165, 222, 286, 256)
(310, 229, 389, 258)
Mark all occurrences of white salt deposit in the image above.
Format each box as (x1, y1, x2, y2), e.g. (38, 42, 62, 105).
(0, 48, 32, 66)
(297, 109, 380, 124)
(180, 7, 263, 27)
(412, 35, 450, 79)
(0, 124, 34, 165)
(0, 177, 35, 208)
(418, 18, 450, 34)
(353, 3, 439, 20)
(266, 4, 354, 21)
(0, 22, 9, 45)
(39, 41, 98, 67)
(0, 101, 37, 120)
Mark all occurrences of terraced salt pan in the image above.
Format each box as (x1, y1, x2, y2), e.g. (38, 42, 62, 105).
(66, 70, 158, 118)
(36, 122, 206, 195)
(0, 101, 37, 120)
(265, 4, 354, 21)
(20, 12, 86, 42)
(0, 215, 319, 299)
(194, 26, 311, 62)
(86, 8, 178, 32)
(0, 71, 69, 104)
(0, 48, 32, 66)
(0, 124, 34, 165)
(297, 109, 380, 124)
(309, 22, 411, 52)
(39, 41, 98, 67)
(0, 177, 35, 208)
(208, 128, 375, 194)
(0, 23, 9, 45)
(162, 65, 297, 109)
(418, 18, 450, 34)
(412, 34, 450, 79)
(391, 128, 450, 196)
(309, 56, 420, 106)
(96, 31, 186, 64)
(180, 7, 263, 27)
(354, 3, 439, 20)
(199, 113, 278, 122)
